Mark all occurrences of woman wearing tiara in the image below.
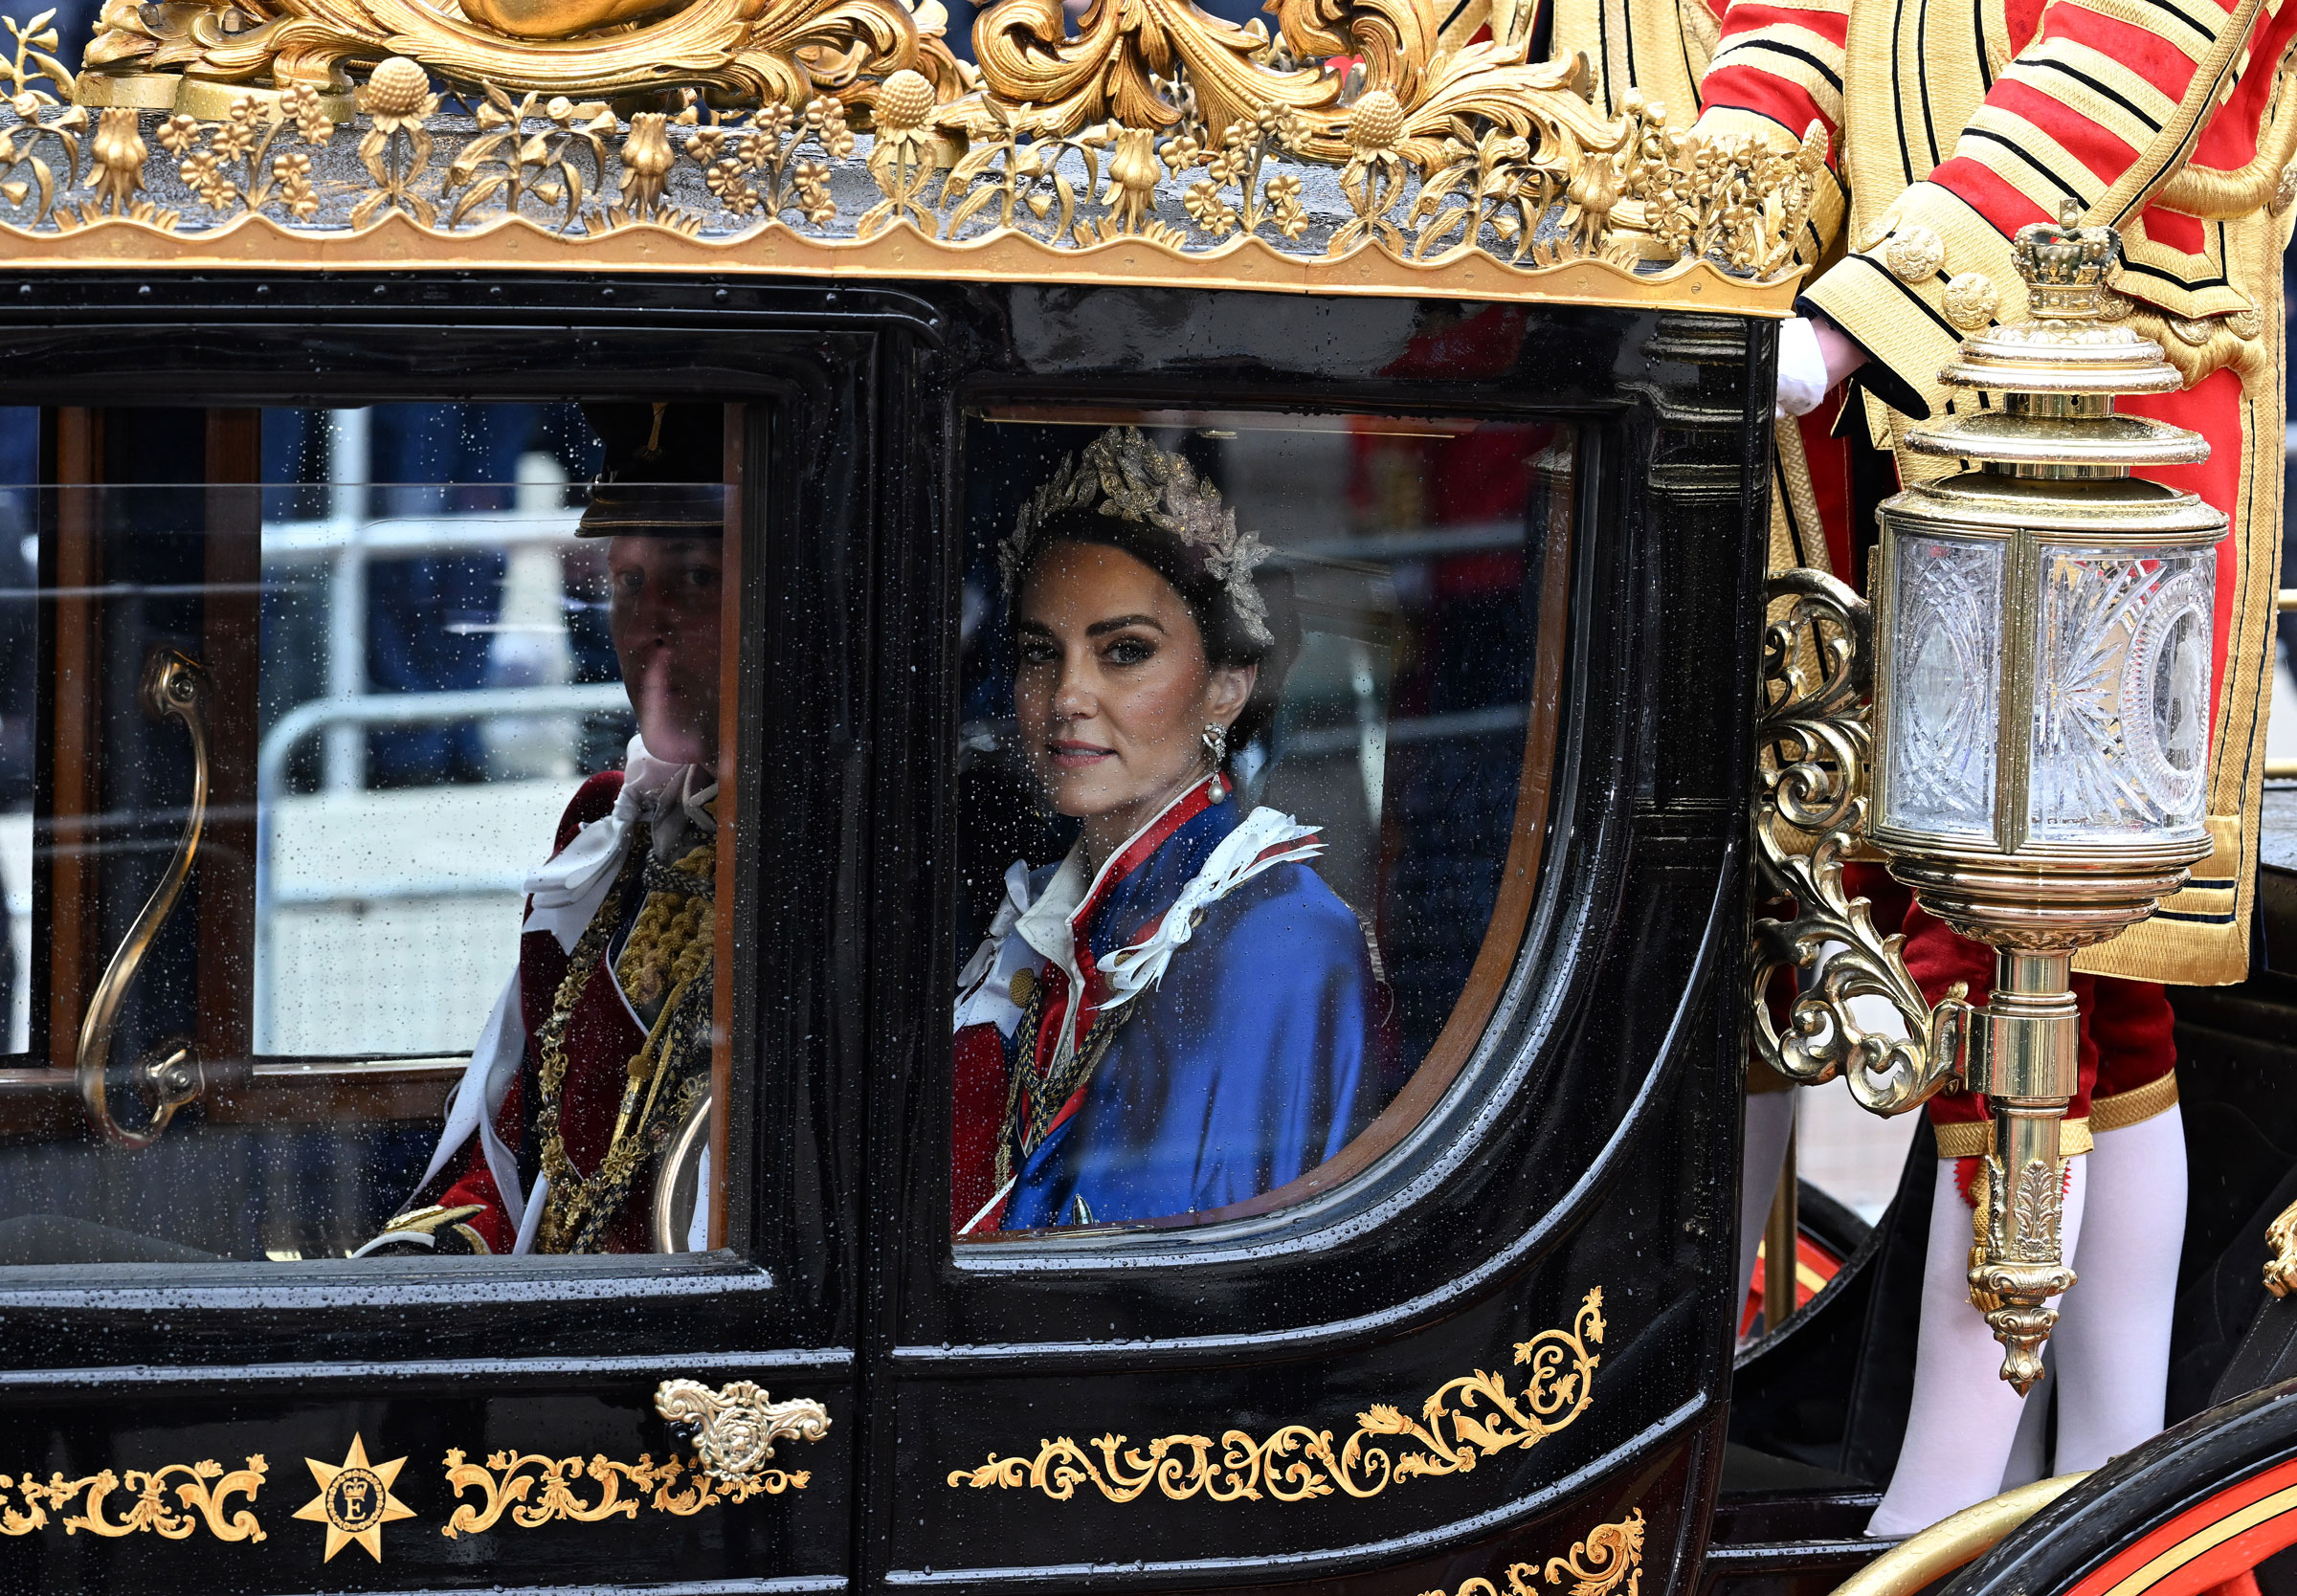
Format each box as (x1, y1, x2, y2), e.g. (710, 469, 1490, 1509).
(952, 428, 1389, 1234)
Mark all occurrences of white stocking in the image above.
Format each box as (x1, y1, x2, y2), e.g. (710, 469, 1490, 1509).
(2053, 1106, 2185, 1473)
(1739, 1089, 1799, 1320)
(1867, 1155, 2088, 1537)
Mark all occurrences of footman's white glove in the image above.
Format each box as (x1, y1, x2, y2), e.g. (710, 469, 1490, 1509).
(1776, 316, 1829, 418)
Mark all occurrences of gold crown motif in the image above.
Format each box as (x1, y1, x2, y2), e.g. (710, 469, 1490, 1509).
(2011, 199, 2122, 318)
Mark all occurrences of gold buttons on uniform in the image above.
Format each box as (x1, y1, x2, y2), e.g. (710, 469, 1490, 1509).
(1942, 271, 2000, 329)
(1884, 224, 1945, 282)
(1009, 967, 1036, 1007)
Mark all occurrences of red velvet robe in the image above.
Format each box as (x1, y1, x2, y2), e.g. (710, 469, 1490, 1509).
(424, 771, 666, 1254)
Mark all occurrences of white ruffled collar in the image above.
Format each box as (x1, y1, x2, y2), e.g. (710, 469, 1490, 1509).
(523, 734, 712, 951)
(1010, 780, 1212, 1062)
(950, 781, 1324, 1060)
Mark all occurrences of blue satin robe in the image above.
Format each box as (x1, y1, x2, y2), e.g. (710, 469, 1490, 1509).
(1002, 799, 1384, 1230)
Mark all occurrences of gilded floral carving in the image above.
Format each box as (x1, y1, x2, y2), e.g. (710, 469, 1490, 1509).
(445, 83, 615, 229)
(439, 1447, 811, 1540)
(0, 1457, 269, 1541)
(0, 0, 1819, 302)
(0, 15, 80, 224)
(1415, 1509, 1646, 1596)
(1623, 95, 1826, 277)
(947, 1289, 1605, 1504)
(654, 1379, 832, 1484)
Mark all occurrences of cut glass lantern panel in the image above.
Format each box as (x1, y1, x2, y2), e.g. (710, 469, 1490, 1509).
(2027, 543, 2215, 841)
(1883, 533, 2003, 840)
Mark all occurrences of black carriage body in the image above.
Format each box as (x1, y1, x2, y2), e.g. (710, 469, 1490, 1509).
(0, 273, 1773, 1595)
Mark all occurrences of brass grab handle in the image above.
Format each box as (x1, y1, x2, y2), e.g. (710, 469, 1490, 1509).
(76, 649, 211, 1149)
(655, 1379, 830, 1483)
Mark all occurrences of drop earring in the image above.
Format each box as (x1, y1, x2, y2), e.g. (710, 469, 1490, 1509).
(1202, 721, 1230, 803)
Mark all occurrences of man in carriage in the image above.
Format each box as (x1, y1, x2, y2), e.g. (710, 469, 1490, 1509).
(358, 403, 725, 1256)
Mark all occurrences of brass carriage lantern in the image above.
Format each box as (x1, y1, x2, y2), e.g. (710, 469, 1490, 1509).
(1867, 208, 2222, 1388)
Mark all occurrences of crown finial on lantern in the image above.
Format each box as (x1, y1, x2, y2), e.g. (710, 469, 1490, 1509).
(2010, 198, 2122, 319)
(1914, 194, 2191, 464)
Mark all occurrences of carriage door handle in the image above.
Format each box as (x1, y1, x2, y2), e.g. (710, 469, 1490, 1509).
(655, 1380, 832, 1482)
(76, 649, 211, 1149)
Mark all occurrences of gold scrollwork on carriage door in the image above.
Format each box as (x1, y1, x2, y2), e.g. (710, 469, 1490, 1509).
(947, 1288, 1604, 1504)
(1416, 1508, 1646, 1596)
(439, 1449, 810, 1538)
(0, 1457, 270, 1541)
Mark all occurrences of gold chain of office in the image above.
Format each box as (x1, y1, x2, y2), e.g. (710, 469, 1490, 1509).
(532, 825, 716, 1252)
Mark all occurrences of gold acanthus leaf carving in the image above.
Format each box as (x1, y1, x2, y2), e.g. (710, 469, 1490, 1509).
(439, 1449, 809, 1539)
(1381, 43, 1633, 264)
(55, 0, 1818, 292)
(961, 0, 1430, 149)
(1265, 0, 1434, 124)
(654, 1379, 832, 1485)
(0, 1457, 269, 1541)
(956, 0, 1575, 165)
(1389, 36, 1610, 169)
(1416, 1508, 1645, 1596)
(2267, 1191, 2297, 1298)
(1547, 1508, 1646, 1596)
(947, 1288, 1604, 1504)
(4, 14, 1821, 296)
(90, 0, 931, 105)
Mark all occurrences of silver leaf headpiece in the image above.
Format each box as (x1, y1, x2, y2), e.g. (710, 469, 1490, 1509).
(999, 427, 1273, 649)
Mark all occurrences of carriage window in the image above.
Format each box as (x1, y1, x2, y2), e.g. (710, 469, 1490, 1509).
(952, 410, 1571, 1236)
(3, 410, 33, 1062)
(0, 401, 734, 1264)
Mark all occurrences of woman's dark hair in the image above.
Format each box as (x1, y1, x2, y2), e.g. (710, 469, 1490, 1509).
(1016, 507, 1300, 759)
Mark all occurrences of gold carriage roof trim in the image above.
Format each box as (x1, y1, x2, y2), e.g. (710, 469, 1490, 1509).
(0, 0, 1822, 310)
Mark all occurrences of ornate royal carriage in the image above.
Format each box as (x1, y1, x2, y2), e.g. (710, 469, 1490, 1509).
(0, 0, 2292, 1592)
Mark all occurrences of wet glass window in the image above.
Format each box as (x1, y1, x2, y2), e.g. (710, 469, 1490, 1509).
(2, 409, 34, 1063)
(951, 409, 1572, 1236)
(0, 401, 732, 1263)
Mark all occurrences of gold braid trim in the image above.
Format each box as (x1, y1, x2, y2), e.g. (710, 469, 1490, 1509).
(1936, 1117, 2092, 1160)
(2088, 1073, 2180, 1135)
(2158, 54, 2297, 218)
(1770, 415, 1830, 579)
(614, 844, 715, 1011)
(2120, 306, 2273, 389)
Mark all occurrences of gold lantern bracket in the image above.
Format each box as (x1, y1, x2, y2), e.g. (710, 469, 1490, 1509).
(1750, 204, 2220, 1393)
(1749, 566, 1973, 1116)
